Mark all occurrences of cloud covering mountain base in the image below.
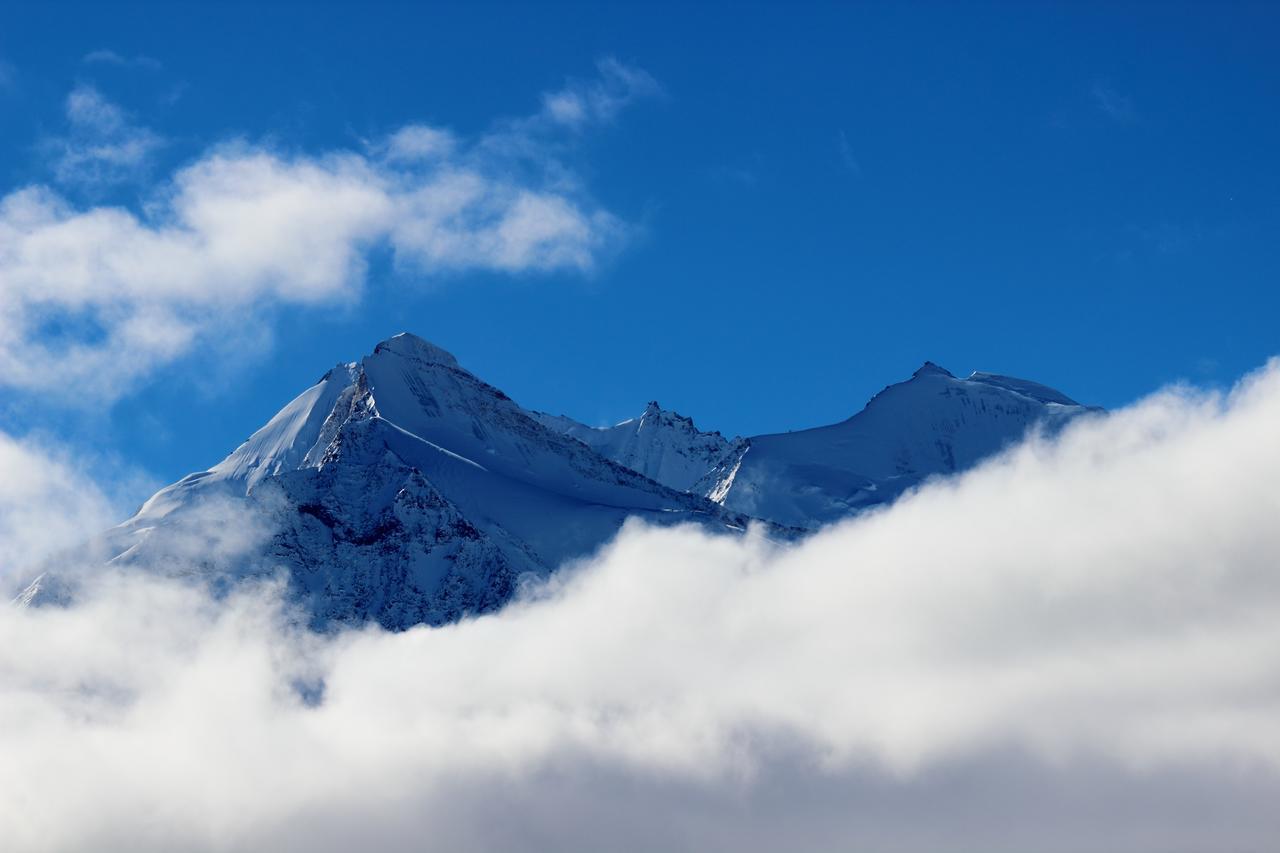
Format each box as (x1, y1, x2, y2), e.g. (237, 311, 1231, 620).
(4, 361, 1280, 851)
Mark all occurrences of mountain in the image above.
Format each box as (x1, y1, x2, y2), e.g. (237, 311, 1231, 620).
(536, 361, 1099, 529)
(530, 402, 748, 496)
(717, 362, 1096, 527)
(21, 334, 755, 629)
(18, 335, 1095, 629)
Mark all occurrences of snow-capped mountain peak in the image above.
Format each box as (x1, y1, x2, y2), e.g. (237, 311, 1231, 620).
(33, 333, 753, 629)
(717, 363, 1096, 527)
(531, 401, 746, 495)
(371, 331, 461, 368)
(18, 337, 1096, 630)
(534, 361, 1096, 532)
(964, 371, 1083, 406)
(912, 360, 955, 379)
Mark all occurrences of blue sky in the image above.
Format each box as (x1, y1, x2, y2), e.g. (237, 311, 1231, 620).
(1, 1, 1278, 494)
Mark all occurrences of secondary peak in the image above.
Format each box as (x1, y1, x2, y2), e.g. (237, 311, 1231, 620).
(912, 361, 954, 379)
(371, 332, 460, 368)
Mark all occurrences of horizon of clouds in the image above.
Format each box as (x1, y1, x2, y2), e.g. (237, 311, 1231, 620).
(0, 59, 656, 404)
(3, 360, 1280, 851)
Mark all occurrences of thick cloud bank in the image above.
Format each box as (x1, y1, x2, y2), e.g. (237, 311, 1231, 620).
(4, 362, 1280, 852)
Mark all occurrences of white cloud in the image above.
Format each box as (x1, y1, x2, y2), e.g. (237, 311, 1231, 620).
(3, 362, 1280, 851)
(539, 56, 661, 129)
(46, 84, 165, 186)
(82, 49, 162, 71)
(381, 124, 457, 162)
(1, 64, 652, 402)
(0, 433, 117, 579)
(65, 85, 129, 133)
(1092, 81, 1136, 123)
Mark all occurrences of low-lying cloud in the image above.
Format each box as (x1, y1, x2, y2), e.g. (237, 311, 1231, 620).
(0, 432, 118, 577)
(0, 60, 651, 401)
(3, 362, 1280, 851)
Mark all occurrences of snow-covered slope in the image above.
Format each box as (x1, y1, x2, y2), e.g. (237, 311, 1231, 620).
(530, 402, 748, 494)
(718, 362, 1096, 527)
(18, 339, 1095, 628)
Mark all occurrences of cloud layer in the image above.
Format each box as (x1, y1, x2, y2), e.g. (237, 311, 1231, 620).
(3, 362, 1280, 851)
(0, 432, 117, 578)
(0, 62, 650, 401)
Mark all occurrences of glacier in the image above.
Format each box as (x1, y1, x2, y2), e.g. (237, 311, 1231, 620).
(18, 334, 1096, 629)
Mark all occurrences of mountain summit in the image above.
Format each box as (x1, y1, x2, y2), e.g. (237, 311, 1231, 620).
(19, 336, 1095, 628)
(536, 360, 1096, 528)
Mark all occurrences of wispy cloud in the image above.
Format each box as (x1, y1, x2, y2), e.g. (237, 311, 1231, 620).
(1092, 80, 1136, 123)
(44, 84, 165, 186)
(539, 56, 662, 129)
(65, 84, 132, 134)
(707, 152, 763, 188)
(0, 62, 656, 402)
(4, 361, 1280, 850)
(837, 129, 862, 177)
(380, 125, 457, 162)
(82, 48, 162, 71)
(707, 163, 759, 186)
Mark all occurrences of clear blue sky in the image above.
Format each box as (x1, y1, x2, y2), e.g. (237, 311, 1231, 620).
(1, 1, 1277, 493)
